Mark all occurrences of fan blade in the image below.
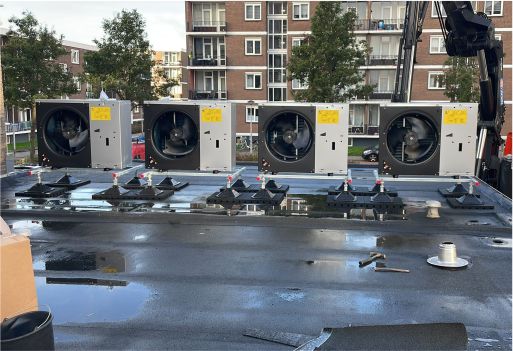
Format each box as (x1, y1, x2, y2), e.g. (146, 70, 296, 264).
(181, 116, 193, 140)
(293, 125, 311, 149)
(407, 117, 430, 139)
(387, 126, 408, 149)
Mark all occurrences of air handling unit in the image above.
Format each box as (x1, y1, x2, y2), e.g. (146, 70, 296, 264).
(258, 103, 349, 174)
(144, 101, 235, 171)
(36, 99, 132, 169)
(378, 103, 478, 176)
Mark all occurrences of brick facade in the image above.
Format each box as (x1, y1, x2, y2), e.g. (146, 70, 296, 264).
(185, 1, 512, 143)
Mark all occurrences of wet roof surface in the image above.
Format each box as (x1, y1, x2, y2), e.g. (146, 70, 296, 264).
(1, 165, 512, 350)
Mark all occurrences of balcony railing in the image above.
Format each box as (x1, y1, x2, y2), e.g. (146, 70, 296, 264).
(86, 91, 95, 99)
(348, 124, 380, 136)
(354, 19, 403, 31)
(190, 56, 227, 66)
(191, 21, 227, 32)
(190, 90, 227, 100)
(369, 91, 394, 100)
(367, 55, 399, 65)
(6, 121, 32, 133)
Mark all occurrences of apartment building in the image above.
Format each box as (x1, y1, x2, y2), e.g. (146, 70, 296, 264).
(185, 1, 512, 147)
(153, 50, 189, 99)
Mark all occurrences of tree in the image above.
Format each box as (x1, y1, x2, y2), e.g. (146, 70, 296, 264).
(83, 10, 176, 109)
(288, 3, 373, 103)
(2, 12, 77, 162)
(439, 57, 480, 102)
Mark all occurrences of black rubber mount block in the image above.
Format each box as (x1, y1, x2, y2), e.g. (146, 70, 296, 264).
(328, 185, 398, 197)
(207, 189, 285, 206)
(317, 323, 468, 350)
(93, 186, 173, 201)
(15, 183, 67, 198)
(122, 176, 148, 189)
(327, 195, 404, 214)
(46, 174, 91, 190)
(438, 183, 480, 198)
(155, 177, 189, 191)
(220, 179, 289, 193)
(447, 194, 494, 209)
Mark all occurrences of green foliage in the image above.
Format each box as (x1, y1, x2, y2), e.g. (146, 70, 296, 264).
(439, 57, 480, 102)
(2, 12, 77, 161)
(83, 10, 177, 108)
(348, 146, 365, 156)
(288, 3, 373, 102)
(2, 12, 77, 108)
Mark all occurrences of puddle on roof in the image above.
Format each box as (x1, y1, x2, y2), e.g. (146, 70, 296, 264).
(35, 250, 126, 273)
(35, 276, 150, 324)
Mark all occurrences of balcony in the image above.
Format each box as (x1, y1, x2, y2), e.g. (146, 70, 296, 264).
(190, 56, 227, 67)
(367, 55, 399, 66)
(192, 21, 226, 32)
(369, 91, 393, 100)
(190, 90, 227, 100)
(6, 121, 32, 133)
(348, 124, 380, 136)
(354, 19, 403, 31)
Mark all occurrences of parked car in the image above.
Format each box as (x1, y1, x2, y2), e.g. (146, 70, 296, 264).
(362, 145, 379, 162)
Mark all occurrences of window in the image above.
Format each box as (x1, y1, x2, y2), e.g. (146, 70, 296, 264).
(269, 87, 286, 101)
(268, 2, 287, 15)
(268, 19, 287, 50)
(484, 1, 502, 15)
(71, 49, 79, 64)
(245, 73, 262, 89)
(292, 37, 304, 47)
(268, 54, 287, 83)
(171, 52, 179, 63)
(245, 3, 261, 20)
(245, 38, 262, 55)
(73, 76, 81, 91)
(59, 63, 68, 72)
(293, 3, 309, 20)
(429, 35, 446, 54)
(431, 2, 447, 17)
(495, 34, 502, 41)
(428, 72, 445, 89)
(246, 106, 259, 122)
(164, 52, 171, 64)
(292, 79, 308, 90)
(134, 106, 140, 113)
(348, 138, 353, 147)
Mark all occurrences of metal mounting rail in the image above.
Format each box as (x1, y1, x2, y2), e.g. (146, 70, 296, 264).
(141, 167, 247, 188)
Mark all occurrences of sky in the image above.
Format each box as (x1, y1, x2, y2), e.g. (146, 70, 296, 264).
(0, 1, 186, 51)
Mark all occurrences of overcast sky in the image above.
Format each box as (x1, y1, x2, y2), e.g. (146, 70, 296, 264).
(0, 1, 186, 51)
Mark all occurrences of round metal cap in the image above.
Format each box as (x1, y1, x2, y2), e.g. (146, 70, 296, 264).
(427, 255, 468, 268)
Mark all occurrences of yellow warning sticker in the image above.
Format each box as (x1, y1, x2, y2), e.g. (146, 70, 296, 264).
(317, 110, 339, 124)
(90, 106, 111, 121)
(443, 109, 467, 124)
(201, 108, 223, 123)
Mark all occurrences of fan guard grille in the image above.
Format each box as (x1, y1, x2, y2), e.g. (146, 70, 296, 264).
(265, 112, 314, 162)
(44, 109, 89, 156)
(385, 112, 439, 164)
(152, 110, 199, 159)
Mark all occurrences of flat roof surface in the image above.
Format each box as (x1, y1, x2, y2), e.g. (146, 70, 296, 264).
(1, 165, 511, 350)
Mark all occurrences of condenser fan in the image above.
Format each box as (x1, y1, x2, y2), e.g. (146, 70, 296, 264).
(386, 113, 439, 163)
(152, 111, 198, 158)
(265, 112, 313, 161)
(44, 109, 89, 156)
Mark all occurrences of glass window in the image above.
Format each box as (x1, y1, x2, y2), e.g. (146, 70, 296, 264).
(292, 79, 308, 90)
(245, 3, 262, 20)
(269, 87, 286, 101)
(71, 49, 80, 64)
(245, 73, 262, 89)
(268, 2, 287, 15)
(245, 38, 262, 55)
(292, 37, 304, 47)
(429, 36, 446, 54)
(484, 1, 502, 15)
(246, 106, 259, 122)
(293, 3, 309, 19)
(73, 76, 81, 91)
(428, 72, 445, 89)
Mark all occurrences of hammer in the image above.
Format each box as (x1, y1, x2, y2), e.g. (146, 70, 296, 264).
(359, 251, 386, 267)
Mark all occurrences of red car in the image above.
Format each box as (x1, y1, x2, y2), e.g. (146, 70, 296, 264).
(132, 142, 145, 161)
